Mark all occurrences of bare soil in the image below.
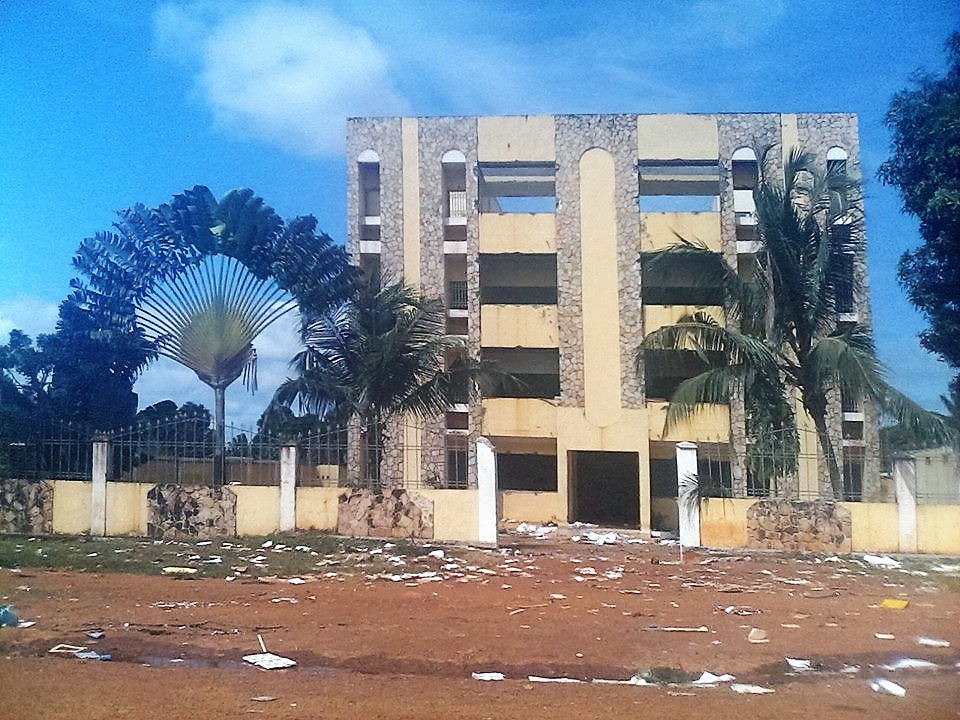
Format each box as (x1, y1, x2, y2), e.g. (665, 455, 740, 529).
(1, 530, 958, 719)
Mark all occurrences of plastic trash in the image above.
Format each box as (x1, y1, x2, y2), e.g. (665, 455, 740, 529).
(693, 671, 735, 684)
(74, 651, 111, 661)
(878, 598, 909, 610)
(747, 628, 769, 643)
(881, 658, 937, 671)
(870, 678, 906, 697)
(0, 606, 19, 628)
(916, 636, 950, 648)
(863, 555, 902, 569)
(875, 633, 896, 640)
(528, 675, 582, 683)
(161, 566, 198, 575)
(471, 671, 505, 681)
(243, 633, 296, 669)
(785, 657, 812, 671)
(730, 683, 774, 694)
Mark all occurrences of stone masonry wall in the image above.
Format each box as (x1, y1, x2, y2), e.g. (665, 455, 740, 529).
(746, 499, 852, 553)
(0, 479, 53, 535)
(337, 487, 434, 539)
(555, 114, 643, 408)
(147, 484, 237, 539)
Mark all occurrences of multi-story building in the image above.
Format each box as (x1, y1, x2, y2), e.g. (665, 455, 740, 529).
(345, 113, 878, 533)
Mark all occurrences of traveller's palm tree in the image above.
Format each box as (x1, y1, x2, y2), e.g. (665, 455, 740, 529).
(640, 147, 952, 498)
(71, 186, 352, 484)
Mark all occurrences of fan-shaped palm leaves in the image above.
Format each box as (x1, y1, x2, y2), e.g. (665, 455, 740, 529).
(640, 147, 953, 498)
(71, 186, 352, 484)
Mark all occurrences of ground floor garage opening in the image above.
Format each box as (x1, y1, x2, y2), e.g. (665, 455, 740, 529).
(568, 451, 639, 527)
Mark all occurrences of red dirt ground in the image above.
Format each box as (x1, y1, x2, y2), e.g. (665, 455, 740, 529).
(1, 531, 958, 719)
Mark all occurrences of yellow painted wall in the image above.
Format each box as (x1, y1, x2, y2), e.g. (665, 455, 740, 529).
(295, 487, 341, 531)
(917, 505, 960, 554)
(52, 480, 91, 535)
(845, 502, 899, 553)
(647, 402, 730, 442)
(780, 114, 799, 162)
(641, 212, 722, 252)
(579, 148, 622, 428)
(643, 305, 724, 335)
(417, 488, 478, 542)
(637, 114, 718, 160)
(478, 115, 555, 161)
(700, 498, 754, 548)
(234, 486, 280, 536)
(401, 117, 421, 284)
(479, 213, 556, 253)
(480, 305, 558, 347)
(105, 483, 151, 536)
(482, 398, 558, 437)
(500, 491, 565, 524)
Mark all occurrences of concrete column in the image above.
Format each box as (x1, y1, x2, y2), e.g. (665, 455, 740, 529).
(91, 438, 109, 537)
(279, 444, 297, 533)
(476, 437, 498, 546)
(893, 457, 918, 553)
(676, 441, 701, 548)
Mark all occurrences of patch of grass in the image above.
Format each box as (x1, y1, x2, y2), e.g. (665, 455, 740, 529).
(0, 534, 456, 580)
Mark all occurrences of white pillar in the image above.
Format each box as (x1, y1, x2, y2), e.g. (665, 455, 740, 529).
(279, 444, 297, 533)
(476, 437, 498, 546)
(676, 441, 700, 548)
(91, 438, 109, 537)
(893, 457, 918, 553)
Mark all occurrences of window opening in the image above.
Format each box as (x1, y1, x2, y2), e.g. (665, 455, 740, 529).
(637, 159, 720, 213)
(477, 162, 556, 213)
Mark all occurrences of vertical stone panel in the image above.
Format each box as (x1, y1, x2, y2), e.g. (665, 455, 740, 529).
(555, 114, 642, 409)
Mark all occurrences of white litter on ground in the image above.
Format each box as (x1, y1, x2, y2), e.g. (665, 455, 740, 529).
(863, 554, 902, 569)
(730, 683, 774, 694)
(915, 636, 950, 648)
(528, 675, 582, 683)
(870, 678, 906, 697)
(785, 657, 812, 671)
(693, 672, 735, 685)
(471, 671, 505, 681)
(881, 658, 937, 671)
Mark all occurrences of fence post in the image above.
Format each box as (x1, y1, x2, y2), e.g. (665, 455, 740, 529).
(91, 437, 110, 537)
(676, 441, 700, 548)
(279, 443, 297, 533)
(476, 437, 498, 546)
(893, 456, 918, 553)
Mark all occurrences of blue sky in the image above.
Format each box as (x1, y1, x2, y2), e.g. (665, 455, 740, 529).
(1, 0, 958, 428)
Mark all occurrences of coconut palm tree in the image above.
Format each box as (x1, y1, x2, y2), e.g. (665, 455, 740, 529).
(640, 146, 952, 498)
(274, 279, 502, 481)
(71, 186, 352, 485)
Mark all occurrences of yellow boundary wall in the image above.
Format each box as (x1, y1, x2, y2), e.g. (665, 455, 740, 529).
(32, 480, 960, 553)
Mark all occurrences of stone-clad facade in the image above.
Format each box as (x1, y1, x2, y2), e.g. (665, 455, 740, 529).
(345, 112, 878, 532)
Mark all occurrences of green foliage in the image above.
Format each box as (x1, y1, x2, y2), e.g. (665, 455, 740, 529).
(640, 146, 954, 498)
(879, 32, 960, 384)
(276, 279, 477, 426)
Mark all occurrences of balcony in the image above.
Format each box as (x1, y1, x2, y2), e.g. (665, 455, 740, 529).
(479, 213, 556, 254)
(640, 212, 721, 252)
(481, 305, 558, 348)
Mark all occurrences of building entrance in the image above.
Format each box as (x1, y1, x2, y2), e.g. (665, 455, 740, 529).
(568, 451, 639, 527)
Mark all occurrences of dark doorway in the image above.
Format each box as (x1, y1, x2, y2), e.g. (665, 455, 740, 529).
(569, 451, 639, 527)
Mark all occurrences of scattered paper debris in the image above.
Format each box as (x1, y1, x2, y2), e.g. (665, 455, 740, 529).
(747, 628, 769, 644)
(870, 678, 906, 697)
(881, 658, 937, 671)
(161, 566, 197, 576)
(863, 555, 902, 569)
(528, 676, 582, 683)
(74, 650, 111, 661)
(875, 633, 896, 640)
(915, 636, 950, 648)
(730, 683, 774, 694)
(48, 644, 86, 655)
(243, 634, 296, 669)
(251, 696, 276, 702)
(785, 657, 812, 671)
(644, 625, 710, 633)
(472, 671, 505, 681)
(693, 672, 735, 685)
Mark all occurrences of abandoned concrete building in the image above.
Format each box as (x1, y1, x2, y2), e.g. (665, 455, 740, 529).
(346, 112, 879, 535)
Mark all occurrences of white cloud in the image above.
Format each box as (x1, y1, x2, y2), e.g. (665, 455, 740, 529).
(153, 1, 408, 156)
(687, 0, 786, 49)
(0, 295, 60, 340)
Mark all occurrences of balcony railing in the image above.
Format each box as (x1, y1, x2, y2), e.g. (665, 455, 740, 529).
(447, 190, 468, 218)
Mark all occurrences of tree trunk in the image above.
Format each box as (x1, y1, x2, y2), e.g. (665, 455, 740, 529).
(810, 406, 843, 499)
(213, 385, 225, 488)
